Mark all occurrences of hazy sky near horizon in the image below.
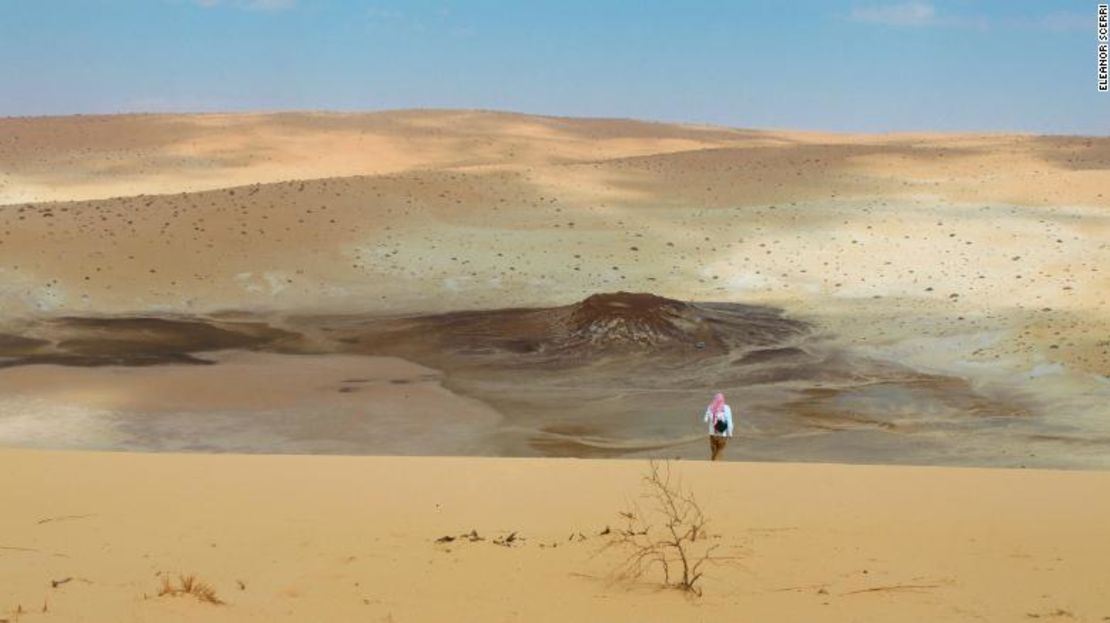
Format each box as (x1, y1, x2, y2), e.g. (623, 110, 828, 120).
(1, 0, 1105, 133)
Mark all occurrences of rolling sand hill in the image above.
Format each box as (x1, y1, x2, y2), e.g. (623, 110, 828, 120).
(0, 111, 1105, 377)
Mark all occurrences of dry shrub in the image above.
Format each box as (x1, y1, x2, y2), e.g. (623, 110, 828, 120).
(158, 574, 225, 605)
(603, 460, 726, 596)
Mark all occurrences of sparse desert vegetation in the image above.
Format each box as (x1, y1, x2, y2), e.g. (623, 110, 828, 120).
(604, 460, 728, 595)
(156, 574, 224, 605)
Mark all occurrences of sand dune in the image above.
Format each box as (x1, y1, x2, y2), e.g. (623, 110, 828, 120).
(2, 449, 1109, 622)
(0, 111, 755, 204)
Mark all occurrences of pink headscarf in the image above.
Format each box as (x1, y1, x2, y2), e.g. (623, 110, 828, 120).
(708, 393, 726, 419)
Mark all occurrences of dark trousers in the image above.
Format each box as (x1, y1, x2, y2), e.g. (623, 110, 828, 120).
(710, 435, 728, 461)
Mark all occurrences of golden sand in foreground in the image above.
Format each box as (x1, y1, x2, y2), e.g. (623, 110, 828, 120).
(2, 449, 1108, 622)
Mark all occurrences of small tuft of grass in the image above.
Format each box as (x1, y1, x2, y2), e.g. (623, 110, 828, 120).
(158, 574, 225, 605)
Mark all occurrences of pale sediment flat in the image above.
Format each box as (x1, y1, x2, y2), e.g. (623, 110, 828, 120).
(2, 449, 1109, 622)
(0, 351, 502, 455)
(0, 297, 1103, 467)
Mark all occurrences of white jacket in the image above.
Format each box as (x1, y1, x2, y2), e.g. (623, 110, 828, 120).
(704, 404, 733, 437)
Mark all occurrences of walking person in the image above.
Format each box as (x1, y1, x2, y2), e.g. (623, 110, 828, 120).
(703, 392, 733, 461)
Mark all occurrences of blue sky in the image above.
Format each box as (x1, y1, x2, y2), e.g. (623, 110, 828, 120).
(0, 1, 1104, 133)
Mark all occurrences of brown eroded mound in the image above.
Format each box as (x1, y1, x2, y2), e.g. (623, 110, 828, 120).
(563, 292, 721, 350)
(326, 291, 811, 366)
(0, 292, 808, 369)
(560, 292, 812, 355)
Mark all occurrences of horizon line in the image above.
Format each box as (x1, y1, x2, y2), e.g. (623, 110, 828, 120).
(2, 106, 1101, 138)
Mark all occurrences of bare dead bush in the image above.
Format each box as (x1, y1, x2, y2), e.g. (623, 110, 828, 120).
(603, 460, 725, 596)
